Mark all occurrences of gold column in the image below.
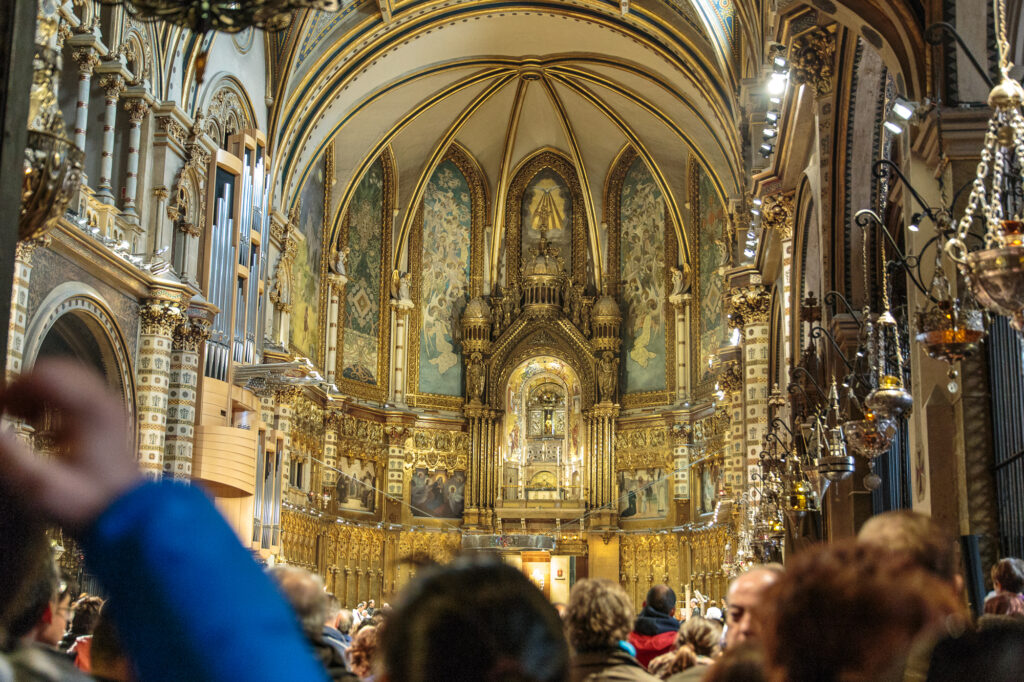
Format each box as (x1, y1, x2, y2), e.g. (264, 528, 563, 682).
(164, 314, 211, 479)
(137, 297, 184, 478)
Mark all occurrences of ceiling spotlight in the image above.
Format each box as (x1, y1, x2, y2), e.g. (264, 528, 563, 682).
(759, 142, 775, 157)
(773, 55, 788, 72)
(769, 96, 782, 104)
(766, 110, 780, 123)
(752, 197, 763, 206)
(762, 127, 778, 139)
(744, 248, 756, 258)
(751, 208, 761, 216)
(891, 97, 915, 121)
(883, 120, 903, 135)
(767, 73, 788, 96)
(908, 212, 922, 232)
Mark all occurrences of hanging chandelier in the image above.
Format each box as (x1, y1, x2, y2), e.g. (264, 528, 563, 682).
(99, 0, 341, 34)
(944, 0, 1024, 333)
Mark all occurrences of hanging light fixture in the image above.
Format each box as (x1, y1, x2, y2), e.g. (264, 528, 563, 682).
(864, 239, 914, 419)
(915, 247, 986, 372)
(945, 0, 1024, 333)
(99, 0, 340, 34)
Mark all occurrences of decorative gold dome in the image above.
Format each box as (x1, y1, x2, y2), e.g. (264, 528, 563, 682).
(592, 294, 621, 320)
(462, 296, 491, 322)
(526, 251, 561, 277)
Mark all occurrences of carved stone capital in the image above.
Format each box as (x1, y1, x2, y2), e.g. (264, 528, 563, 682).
(718, 361, 743, 394)
(761, 191, 794, 240)
(790, 27, 836, 97)
(98, 74, 125, 100)
(15, 236, 51, 265)
(124, 97, 151, 124)
(726, 285, 771, 329)
(71, 48, 100, 75)
(140, 299, 185, 337)
(173, 317, 212, 353)
(274, 385, 304, 405)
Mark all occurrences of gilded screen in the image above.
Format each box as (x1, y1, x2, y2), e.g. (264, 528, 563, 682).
(620, 157, 667, 393)
(342, 159, 383, 384)
(418, 160, 471, 396)
(290, 154, 326, 361)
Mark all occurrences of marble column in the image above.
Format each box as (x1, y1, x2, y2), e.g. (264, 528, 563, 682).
(6, 238, 49, 381)
(95, 74, 124, 204)
(670, 292, 691, 399)
(390, 298, 413, 404)
(121, 96, 150, 222)
(70, 48, 98, 154)
(325, 274, 346, 383)
(163, 316, 211, 479)
(727, 285, 771, 490)
(137, 298, 184, 478)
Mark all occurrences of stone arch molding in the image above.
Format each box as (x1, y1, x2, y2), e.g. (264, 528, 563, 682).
(24, 283, 137, 416)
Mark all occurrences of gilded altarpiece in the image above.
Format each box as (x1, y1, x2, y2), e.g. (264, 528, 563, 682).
(335, 151, 394, 402)
(330, 413, 386, 516)
(402, 427, 469, 521)
(505, 150, 588, 290)
(615, 424, 673, 523)
(690, 158, 730, 384)
(408, 146, 487, 410)
(605, 148, 677, 407)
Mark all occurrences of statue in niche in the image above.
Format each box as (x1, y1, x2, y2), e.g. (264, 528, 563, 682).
(467, 352, 486, 403)
(669, 263, 691, 304)
(331, 245, 349, 279)
(597, 351, 619, 403)
(390, 269, 413, 309)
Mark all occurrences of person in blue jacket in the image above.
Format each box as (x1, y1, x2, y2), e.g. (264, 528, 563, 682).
(0, 359, 328, 682)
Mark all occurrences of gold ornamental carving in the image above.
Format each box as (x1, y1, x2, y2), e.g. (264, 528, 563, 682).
(760, 192, 794, 241)
(406, 427, 469, 471)
(615, 425, 672, 471)
(726, 285, 771, 329)
(173, 317, 211, 353)
(124, 97, 151, 123)
(717, 361, 743, 394)
(789, 27, 836, 97)
(140, 300, 184, 337)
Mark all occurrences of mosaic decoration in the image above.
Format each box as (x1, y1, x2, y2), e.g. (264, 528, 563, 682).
(342, 159, 383, 384)
(620, 157, 667, 393)
(290, 153, 325, 361)
(617, 467, 669, 520)
(334, 456, 377, 513)
(521, 167, 572, 264)
(409, 467, 466, 518)
(697, 165, 729, 381)
(418, 160, 471, 396)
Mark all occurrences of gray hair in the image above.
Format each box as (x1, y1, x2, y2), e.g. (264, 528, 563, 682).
(268, 566, 330, 635)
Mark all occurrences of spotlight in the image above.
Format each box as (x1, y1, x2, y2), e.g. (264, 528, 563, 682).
(767, 73, 788, 96)
(762, 127, 778, 139)
(751, 208, 761, 216)
(769, 96, 782, 104)
(773, 55, 788, 72)
(883, 120, 903, 135)
(752, 197, 763, 206)
(766, 110, 780, 123)
(908, 212, 922, 232)
(891, 97, 915, 121)
(759, 142, 775, 157)
(744, 248, 756, 258)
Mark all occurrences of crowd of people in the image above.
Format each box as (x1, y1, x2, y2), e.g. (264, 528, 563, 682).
(2, 361, 1024, 681)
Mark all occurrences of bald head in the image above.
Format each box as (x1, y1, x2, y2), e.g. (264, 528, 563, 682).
(725, 566, 783, 648)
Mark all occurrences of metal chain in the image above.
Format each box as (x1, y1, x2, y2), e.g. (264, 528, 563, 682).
(996, 0, 1011, 74)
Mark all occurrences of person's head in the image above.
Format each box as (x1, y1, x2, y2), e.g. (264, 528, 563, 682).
(67, 595, 104, 638)
(566, 578, 634, 652)
(336, 608, 353, 633)
(349, 625, 379, 679)
(324, 594, 340, 628)
(91, 603, 134, 681)
(645, 584, 676, 616)
(761, 541, 965, 682)
(268, 566, 330, 637)
(368, 599, 375, 608)
(858, 511, 962, 590)
(921, 619, 1024, 682)
(724, 565, 783, 648)
(690, 598, 698, 607)
(6, 552, 69, 647)
(984, 592, 1024, 617)
(381, 558, 568, 681)
(677, 616, 722, 657)
(703, 642, 767, 682)
(991, 557, 1024, 593)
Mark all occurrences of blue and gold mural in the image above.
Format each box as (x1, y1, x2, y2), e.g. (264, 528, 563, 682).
(695, 162, 729, 380)
(291, 153, 326, 362)
(619, 157, 667, 394)
(341, 159, 384, 384)
(418, 160, 472, 396)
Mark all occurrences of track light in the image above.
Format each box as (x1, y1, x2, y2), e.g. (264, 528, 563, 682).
(767, 72, 788, 96)
(883, 120, 903, 135)
(759, 142, 775, 157)
(752, 197, 763, 206)
(773, 55, 788, 72)
(766, 110, 780, 123)
(762, 127, 778, 139)
(891, 97, 915, 121)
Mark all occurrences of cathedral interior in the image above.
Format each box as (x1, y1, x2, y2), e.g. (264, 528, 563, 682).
(7, 0, 1024, 609)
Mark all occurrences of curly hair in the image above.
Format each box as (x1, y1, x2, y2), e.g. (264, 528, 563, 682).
(991, 557, 1024, 593)
(348, 624, 379, 678)
(565, 579, 634, 652)
(676, 616, 722, 656)
(762, 541, 965, 682)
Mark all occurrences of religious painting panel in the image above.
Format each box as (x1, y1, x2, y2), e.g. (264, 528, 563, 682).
(521, 167, 572, 264)
(617, 468, 669, 520)
(417, 160, 471, 396)
(695, 162, 729, 381)
(342, 159, 384, 385)
(334, 456, 378, 513)
(291, 152, 327, 361)
(619, 157, 667, 393)
(409, 468, 466, 518)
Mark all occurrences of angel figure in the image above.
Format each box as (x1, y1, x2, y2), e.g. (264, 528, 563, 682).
(332, 246, 349, 277)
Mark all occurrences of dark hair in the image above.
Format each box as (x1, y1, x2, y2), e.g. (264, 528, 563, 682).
(91, 603, 129, 673)
(924, 620, 1024, 682)
(991, 558, 1024, 593)
(646, 584, 676, 616)
(381, 558, 568, 681)
(566, 579, 634, 651)
(69, 595, 104, 636)
(703, 642, 767, 682)
(6, 553, 59, 639)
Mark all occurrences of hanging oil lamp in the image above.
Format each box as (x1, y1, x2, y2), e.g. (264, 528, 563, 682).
(865, 240, 914, 419)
